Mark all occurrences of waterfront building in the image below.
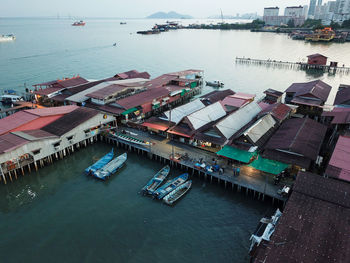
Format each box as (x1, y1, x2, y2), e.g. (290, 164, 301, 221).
(284, 6, 304, 17)
(0, 106, 116, 183)
(258, 103, 293, 124)
(262, 89, 283, 104)
(251, 171, 350, 263)
(284, 79, 332, 117)
(199, 89, 235, 106)
(308, 0, 317, 17)
(263, 7, 279, 17)
(307, 53, 328, 65)
(325, 135, 350, 182)
(220, 93, 255, 112)
(262, 118, 327, 170)
(334, 84, 350, 107)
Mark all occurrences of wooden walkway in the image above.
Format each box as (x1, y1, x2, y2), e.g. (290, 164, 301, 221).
(235, 57, 350, 74)
(0, 102, 44, 118)
(106, 130, 287, 206)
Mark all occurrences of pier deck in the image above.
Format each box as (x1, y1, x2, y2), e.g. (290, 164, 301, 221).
(235, 57, 350, 74)
(107, 128, 288, 203)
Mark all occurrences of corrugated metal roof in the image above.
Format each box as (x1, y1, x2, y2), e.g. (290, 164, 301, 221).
(326, 135, 350, 182)
(115, 87, 170, 109)
(186, 101, 227, 130)
(222, 96, 250, 109)
(163, 99, 205, 124)
(200, 89, 235, 105)
(334, 85, 350, 105)
(243, 114, 276, 143)
(42, 108, 100, 136)
(253, 171, 350, 263)
(286, 80, 332, 102)
(65, 78, 148, 103)
(264, 118, 327, 160)
(0, 111, 38, 135)
(216, 102, 262, 139)
(11, 129, 57, 141)
(0, 133, 29, 153)
(25, 105, 79, 117)
(34, 87, 63, 96)
(56, 77, 89, 88)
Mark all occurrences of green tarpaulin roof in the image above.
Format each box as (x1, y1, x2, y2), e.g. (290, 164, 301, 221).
(122, 107, 138, 116)
(216, 146, 257, 163)
(249, 156, 289, 175)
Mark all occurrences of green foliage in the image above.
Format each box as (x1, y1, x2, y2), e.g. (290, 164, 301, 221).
(287, 19, 295, 28)
(302, 19, 322, 29)
(342, 19, 350, 28)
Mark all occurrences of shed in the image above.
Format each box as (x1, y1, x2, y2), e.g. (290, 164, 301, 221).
(307, 53, 328, 65)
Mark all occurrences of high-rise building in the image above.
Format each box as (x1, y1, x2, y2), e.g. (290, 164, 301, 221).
(263, 7, 279, 17)
(308, 0, 317, 17)
(284, 6, 304, 17)
(318, 0, 323, 6)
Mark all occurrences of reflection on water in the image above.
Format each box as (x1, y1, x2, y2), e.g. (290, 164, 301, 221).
(0, 142, 272, 263)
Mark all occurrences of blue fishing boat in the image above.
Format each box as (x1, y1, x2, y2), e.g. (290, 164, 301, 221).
(85, 149, 114, 175)
(93, 153, 127, 180)
(163, 180, 192, 205)
(142, 165, 170, 195)
(153, 173, 189, 200)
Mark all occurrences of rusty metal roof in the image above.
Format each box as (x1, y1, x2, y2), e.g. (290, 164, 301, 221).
(253, 171, 350, 263)
(0, 133, 29, 153)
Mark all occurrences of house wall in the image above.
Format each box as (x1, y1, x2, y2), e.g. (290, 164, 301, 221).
(0, 113, 115, 173)
(307, 56, 327, 65)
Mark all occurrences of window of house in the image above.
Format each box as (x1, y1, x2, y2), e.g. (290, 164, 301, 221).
(53, 142, 61, 148)
(32, 149, 41, 155)
(67, 135, 74, 141)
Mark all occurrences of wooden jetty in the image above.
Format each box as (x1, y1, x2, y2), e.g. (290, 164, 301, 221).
(235, 57, 350, 75)
(105, 134, 287, 207)
(0, 102, 43, 119)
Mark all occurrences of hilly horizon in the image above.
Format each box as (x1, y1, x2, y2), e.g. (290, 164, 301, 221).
(147, 11, 193, 19)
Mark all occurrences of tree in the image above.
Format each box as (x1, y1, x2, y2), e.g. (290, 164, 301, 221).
(342, 19, 350, 28)
(302, 19, 322, 29)
(330, 21, 341, 30)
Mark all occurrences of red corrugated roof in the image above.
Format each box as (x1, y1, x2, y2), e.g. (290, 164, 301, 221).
(25, 105, 79, 117)
(0, 111, 38, 135)
(11, 115, 64, 132)
(34, 87, 63, 96)
(232, 92, 255, 100)
(142, 122, 169, 131)
(0, 133, 29, 153)
(222, 96, 250, 108)
(326, 135, 350, 182)
(115, 87, 170, 109)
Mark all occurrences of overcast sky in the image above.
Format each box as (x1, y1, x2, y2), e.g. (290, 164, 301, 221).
(1, 0, 320, 18)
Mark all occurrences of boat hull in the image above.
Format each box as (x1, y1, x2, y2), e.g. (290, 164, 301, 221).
(142, 165, 170, 195)
(93, 153, 127, 180)
(85, 149, 114, 175)
(163, 180, 192, 205)
(153, 173, 189, 199)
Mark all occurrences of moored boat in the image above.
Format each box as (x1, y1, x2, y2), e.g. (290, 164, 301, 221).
(85, 148, 114, 175)
(111, 132, 150, 146)
(0, 94, 24, 105)
(0, 34, 16, 42)
(163, 180, 192, 205)
(142, 165, 170, 195)
(72, 20, 86, 26)
(153, 173, 189, 200)
(93, 153, 127, 180)
(205, 80, 224, 88)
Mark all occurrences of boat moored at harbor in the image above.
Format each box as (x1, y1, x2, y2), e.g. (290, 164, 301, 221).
(85, 149, 114, 175)
(153, 173, 189, 200)
(163, 180, 192, 205)
(0, 34, 16, 42)
(205, 80, 224, 88)
(0, 94, 24, 105)
(142, 165, 170, 195)
(72, 21, 86, 26)
(93, 153, 127, 180)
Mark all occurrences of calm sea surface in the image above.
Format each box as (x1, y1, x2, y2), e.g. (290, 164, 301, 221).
(0, 18, 350, 263)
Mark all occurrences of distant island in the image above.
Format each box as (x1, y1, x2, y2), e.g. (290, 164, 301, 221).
(147, 11, 193, 19)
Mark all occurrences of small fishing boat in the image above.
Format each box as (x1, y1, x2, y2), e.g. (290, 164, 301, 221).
(153, 173, 189, 200)
(206, 81, 224, 88)
(163, 180, 192, 205)
(120, 22, 127, 25)
(0, 34, 16, 42)
(111, 132, 150, 146)
(72, 20, 86, 26)
(0, 94, 23, 105)
(85, 148, 114, 175)
(142, 165, 170, 195)
(93, 153, 127, 180)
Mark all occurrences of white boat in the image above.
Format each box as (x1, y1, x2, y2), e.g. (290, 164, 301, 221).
(93, 153, 127, 180)
(163, 180, 192, 205)
(0, 34, 16, 42)
(0, 94, 23, 105)
(205, 80, 224, 88)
